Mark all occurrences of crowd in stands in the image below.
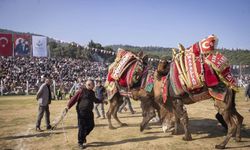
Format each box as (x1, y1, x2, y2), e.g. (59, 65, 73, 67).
(0, 56, 108, 95)
(0, 56, 249, 96)
(237, 75, 250, 87)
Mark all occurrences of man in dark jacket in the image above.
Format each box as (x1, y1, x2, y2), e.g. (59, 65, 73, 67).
(245, 83, 250, 112)
(66, 80, 107, 149)
(94, 81, 106, 119)
(245, 83, 250, 102)
(36, 78, 52, 131)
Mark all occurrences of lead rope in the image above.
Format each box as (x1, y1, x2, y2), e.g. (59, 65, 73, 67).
(61, 114, 68, 142)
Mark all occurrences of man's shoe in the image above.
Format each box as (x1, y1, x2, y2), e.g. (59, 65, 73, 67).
(47, 125, 52, 130)
(96, 115, 100, 119)
(124, 107, 127, 112)
(36, 127, 43, 132)
(78, 144, 86, 149)
(83, 139, 87, 143)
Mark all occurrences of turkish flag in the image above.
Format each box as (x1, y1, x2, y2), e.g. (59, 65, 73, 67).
(13, 34, 31, 56)
(0, 33, 13, 56)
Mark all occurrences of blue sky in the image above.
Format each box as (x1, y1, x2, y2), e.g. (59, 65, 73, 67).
(0, 0, 250, 49)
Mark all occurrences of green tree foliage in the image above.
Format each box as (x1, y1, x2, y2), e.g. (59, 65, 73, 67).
(1, 28, 249, 65)
(109, 44, 250, 65)
(218, 49, 250, 65)
(108, 44, 172, 59)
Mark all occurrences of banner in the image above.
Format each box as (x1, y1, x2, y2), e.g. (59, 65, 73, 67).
(13, 34, 31, 56)
(0, 33, 13, 56)
(32, 36, 47, 57)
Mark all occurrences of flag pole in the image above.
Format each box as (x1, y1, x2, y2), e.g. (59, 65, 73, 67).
(12, 33, 14, 57)
(47, 37, 50, 58)
(239, 62, 242, 79)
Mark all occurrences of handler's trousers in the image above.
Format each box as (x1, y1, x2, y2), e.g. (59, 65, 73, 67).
(36, 105, 50, 128)
(119, 97, 135, 114)
(77, 109, 95, 144)
(94, 103, 105, 118)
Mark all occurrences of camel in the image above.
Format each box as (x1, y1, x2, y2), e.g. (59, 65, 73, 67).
(105, 50, 157, 130)
(131, 59, 175, 133)
(132, 56, 244, 149)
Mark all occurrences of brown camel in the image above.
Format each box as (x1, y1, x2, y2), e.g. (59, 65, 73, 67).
(133, 58, 244, 149)
(106, 93, 129, 129)
(105, 51, 157, 130)
(131, 59, 175, 132)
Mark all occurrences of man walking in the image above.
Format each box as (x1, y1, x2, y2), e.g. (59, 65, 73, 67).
(36, 77, 52, 131)
(66, 80, 107, 149)
(245, 83, 250, 102)
(245, 83, 250, 112)
(94, 81, 106, 119)
(119, 96, 136, 114)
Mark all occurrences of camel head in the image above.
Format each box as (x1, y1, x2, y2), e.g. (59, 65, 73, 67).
(130, 88, 151, 101)
(130, 88, 156, 132)
(137, 51, 148, 66)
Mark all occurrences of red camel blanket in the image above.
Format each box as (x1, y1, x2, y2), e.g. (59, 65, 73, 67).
(170, 34, 237, 97)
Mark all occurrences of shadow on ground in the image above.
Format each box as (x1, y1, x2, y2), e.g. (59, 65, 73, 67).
(187, 118, 250, 140)
(119, 114, 142, 118)
(0, 131, 64, 141)
(87, 135, 172, 148)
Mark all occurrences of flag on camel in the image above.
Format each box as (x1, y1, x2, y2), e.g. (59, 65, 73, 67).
(0, 33, 13, 56)
(13, 34, 31, 56)
(32, 36, 48, 57)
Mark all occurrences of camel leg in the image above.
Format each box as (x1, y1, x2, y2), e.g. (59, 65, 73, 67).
(216, 112, 228, 130)
(215, 89, 237, 149)
(106, 97, 117, 129)
(172, 110, 181, 135)
(215, 111, 237, 149)
(113, 96, 128, 127)
(153, 101, 161, 124)
(140, 99, 157, 132)
(234, 110, 244, 142)
(173, 99, 192, 141)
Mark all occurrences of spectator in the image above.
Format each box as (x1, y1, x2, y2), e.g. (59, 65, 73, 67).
(0, 56, 108, 95)
(35, 77, 52, 132)
(119, 97, 136, 114)
(94, 80, 106, 119)
(245, 83, 250, 101)
(56, 88, 63, 100)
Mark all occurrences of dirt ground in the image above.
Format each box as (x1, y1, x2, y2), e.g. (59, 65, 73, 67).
(0, 89, 250, 150)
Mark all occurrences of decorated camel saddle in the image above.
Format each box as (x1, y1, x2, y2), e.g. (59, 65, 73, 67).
(105, 48, 148, 100)
(169, 34, 237, 101)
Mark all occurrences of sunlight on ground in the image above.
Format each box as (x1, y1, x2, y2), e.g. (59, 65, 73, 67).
(0, 89, 249, 150)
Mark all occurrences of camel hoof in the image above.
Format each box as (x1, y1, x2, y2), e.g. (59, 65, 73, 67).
(109, 126, 116, 130)
(215, 145, 225, 149)
(172, 130, 181, 135)
(145, 126, 152, 130)
(182, 136, 192, 141)
(140, 127, 144, 132)
(120, 123, 128, 127)
(235, 137, 241, 142)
